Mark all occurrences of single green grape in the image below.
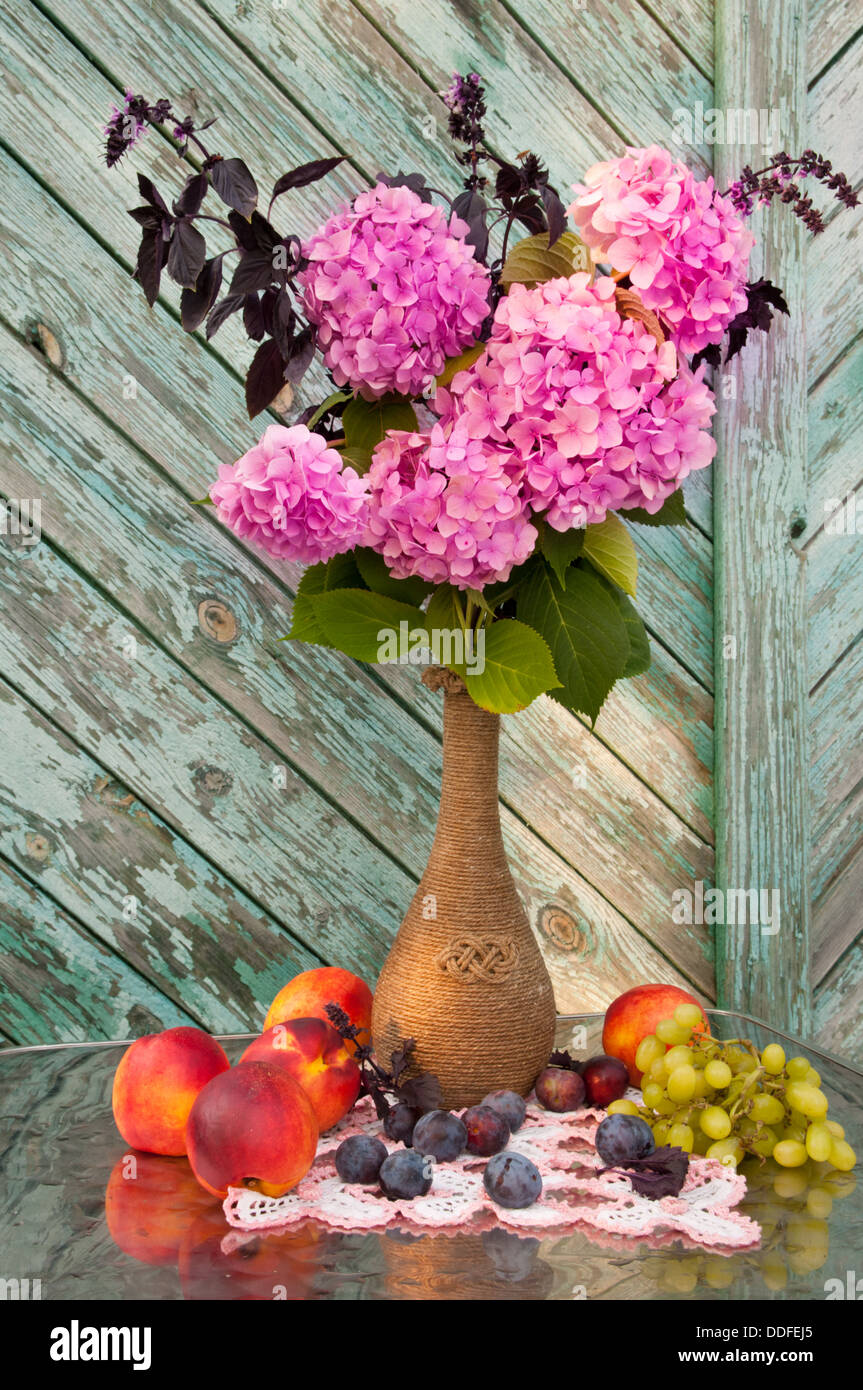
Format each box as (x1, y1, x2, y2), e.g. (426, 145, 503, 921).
(667, 1064, 697, 1103)
(674, 1002, 705, 1030)
(750, 1093, 785, 1126)
(829, 1139, 857, 1172)
(786, 1055, 811, 1081)
(652, 1120, 671, 1144)
(668, 1122, 694, 1152)
(706, 1136, 743, 1167)
(655, 1018, 692, 1046)
(704, 1058, 732, 1089)
(664, 1044, 695, 1073)
(774, 1139, 808, 1168)
(635, 1034, 664, 1073)
(805, 1067, 822, 1087)
(701, 1106, 732, 1140)
(642, 1081, 666, 1109)
(647, 1057, 668, 1084)
(692, 1069, 710, 1099)
(785, 1083, 828, 1120)
(607, 1098, 639, 1117)
(748, 1126, 778, 1158)
(805, 1122, 834, 1162)
(825, 1119, 845, 1140)
(760, 1043, 785, 1074)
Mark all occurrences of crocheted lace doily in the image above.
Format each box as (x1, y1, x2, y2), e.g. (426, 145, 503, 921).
(223, 1096, 761, 1251)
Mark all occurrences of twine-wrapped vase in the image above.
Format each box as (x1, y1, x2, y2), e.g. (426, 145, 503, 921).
(372, 667, 556, 1108)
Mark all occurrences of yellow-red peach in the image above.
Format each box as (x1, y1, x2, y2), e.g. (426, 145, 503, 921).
(240, 1018, 361, 1132)
(186, 1061, 318, 1199)
(264, 967, 373, 1054)
(111, 1026, 230, 1156)
(104, 1153, 216, 1266)
(602, 983, 709, 1086)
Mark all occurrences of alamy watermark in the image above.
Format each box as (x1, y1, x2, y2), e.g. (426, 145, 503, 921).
(671, 102, 781, 150)
(672, 879, 780, 935)
(376, 621, 486, 675)
(823, 494, 863, 534)
(1, 497, 41, 546)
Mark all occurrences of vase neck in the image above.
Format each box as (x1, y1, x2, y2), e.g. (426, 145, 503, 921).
(435, 686, 503, 842)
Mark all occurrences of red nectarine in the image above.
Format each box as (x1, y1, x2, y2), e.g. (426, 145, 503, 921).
(240, 1018, 361, 1132)
(602, 984, 709, 1085)
(186, 1061, 318, 1199)
(111, 1026, 230, 1156)
(264, 967, 373, 1054)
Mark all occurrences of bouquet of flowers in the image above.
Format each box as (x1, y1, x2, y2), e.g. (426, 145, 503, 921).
(104, 76, 857, 720)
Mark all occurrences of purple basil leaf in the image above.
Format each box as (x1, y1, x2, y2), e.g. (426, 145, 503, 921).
(396, 1072, 443, 1114)
(137, 172, 168, 213)
(167, 219, 207, 288)
(270, 155, 344, 206)
(540, 183, 567, 247)
(601, 1146, 690, 1200)
(271, 291, 296, 358)
(173, 171, 208, 218)
(180, 255, 223, 332)
(245, 336, 284, 418)
(228, 249, 276, 297)
(249, 212, 280, 254)
(452, 187, 489, 261)
(511, 194, 546, 235)
(205, 294, 244, 339)
(283, 325, 315, 384)
(133, 227, 165, 307)
(495, 163, 523, 202)
(376, 170, 433, 202)
(243, 293, 266, 341)
(210, 156, 258, 217)
(128, 205, 163, 229)
(227, 209, 258, 251)
(691, 343, 722, 372)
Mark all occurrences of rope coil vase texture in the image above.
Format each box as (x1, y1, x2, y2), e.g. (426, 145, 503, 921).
(371, 667, 557, 1106)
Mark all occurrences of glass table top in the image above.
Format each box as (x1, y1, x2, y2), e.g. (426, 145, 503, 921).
(0, 1012, 859, 1301)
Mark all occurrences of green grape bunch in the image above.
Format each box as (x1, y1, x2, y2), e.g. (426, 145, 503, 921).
(611, 1004, 858, 1173)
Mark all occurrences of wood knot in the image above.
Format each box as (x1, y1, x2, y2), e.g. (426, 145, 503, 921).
(436, 935, 519, 983)
(422, 666, 467, 696)
(26, 320, 66, 369)
(538, 904, 587, 954)
(24, 832, 52, 865)
(191, 764, 233, 798)
(197, 597, 238, 644)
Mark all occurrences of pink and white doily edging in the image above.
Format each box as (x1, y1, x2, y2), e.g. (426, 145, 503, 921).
(223, 1096, 761, 1251)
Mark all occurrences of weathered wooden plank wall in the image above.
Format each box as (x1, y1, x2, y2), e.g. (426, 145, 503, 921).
(0, 0, 859, 1060)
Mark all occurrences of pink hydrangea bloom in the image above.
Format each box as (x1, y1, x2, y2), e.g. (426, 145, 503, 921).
(436, 273, 715, 527)
(365, 421, 537, 589)
(568, 145, 754, 354)
(300, 182, 491, 399)
(210, 423, 369, 564)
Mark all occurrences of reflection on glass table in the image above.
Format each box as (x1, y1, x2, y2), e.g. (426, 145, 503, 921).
(0, 1012, 859, 1300)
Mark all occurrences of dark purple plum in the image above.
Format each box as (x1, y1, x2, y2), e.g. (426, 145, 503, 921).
(334, 1134, 388, 1184)
(383, 1103, 420, 1147)
(481, 1089, 527, 1133)
(581, 1055, 629, 1108)
(594, 1113, 655, 1166)
(462, 1105, 510, 1156)
(379, 1149, 433, 1200)
(483, 1152, 542, 1209)
(535, 1066, 586, 1113)
(412, 1110, 467, 1162)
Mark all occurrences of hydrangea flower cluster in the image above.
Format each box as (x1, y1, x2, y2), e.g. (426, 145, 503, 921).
(209, 424, 369, 565)
(568, 145, 755, 355)
(364, 421, 537, 589)
(300, 183, 491, 400)
(436, 273, 715, 529)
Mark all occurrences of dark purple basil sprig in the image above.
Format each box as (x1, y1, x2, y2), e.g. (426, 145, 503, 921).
(105, 91, 344, 416)
(440, 73, 567, 272)
(726, 149, 859, 232)
(324, 1002, 443, 1120)
(691, 277, 790, 370)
